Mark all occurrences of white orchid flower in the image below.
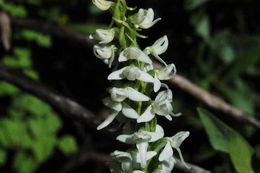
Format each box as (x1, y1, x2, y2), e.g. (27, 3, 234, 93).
(130, 8, 161, 29)
(90, 28, 115, 44)
(144, 36, 168, 66)
(138, 89, 181, 123)
(97, 86, 150, 130)
(119, 47, 152, 64)
(111, 151, 133, 172)
(159, 131, 190, 168)
(97, 98, 140, 130)
(92, 0, 113, 11)
(108, 66, 154, 83)
(153, 65, 176, 92)
(117, 125, 164, 168)
(153, 156, 176, 173)
(110, 87, 150, 102)
(93, 45, 117, 67)
(157, 64, 176, 80)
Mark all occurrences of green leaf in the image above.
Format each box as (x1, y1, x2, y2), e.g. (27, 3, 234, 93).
(229, 134, 254, 173)
(0, 148, 7, 165)
(198, 108, 230, 152)
(31, 136, 56, 162)
(58, 136, 78, 154)
(0, 2, 27, 17)
(13, 152, 38, 173)
(0, 82, 19, 96)
(198, 108, 254, 173)
(20, 30, 52, 47)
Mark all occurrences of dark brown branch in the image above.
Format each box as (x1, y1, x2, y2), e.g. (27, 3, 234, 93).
(0, 63, 97, 126)
(11, 17, 95, 45)
(0, 63, 210, 173)
(10, 17, 260, 128)
(170, 74, 260, 128)
(56, 151, 211, 173)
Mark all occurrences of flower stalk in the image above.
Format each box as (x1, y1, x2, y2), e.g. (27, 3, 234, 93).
(91, 0, 189, 172)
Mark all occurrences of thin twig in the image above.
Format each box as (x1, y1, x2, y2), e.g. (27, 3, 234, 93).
(0, 63, 210, 173)
(10, 17, 260, 128)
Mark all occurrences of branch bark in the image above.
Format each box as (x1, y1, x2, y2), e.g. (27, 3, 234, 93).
(0, 63, 210, 173)
(10, 17, 260, 128)
(170, 74, 260, 128)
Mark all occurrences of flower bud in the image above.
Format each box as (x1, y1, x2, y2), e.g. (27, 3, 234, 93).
(92, 0, 113, 11)
(93, 45, 116, 60)
(90, 28, 115, 44)
(130, 8, 161, 29)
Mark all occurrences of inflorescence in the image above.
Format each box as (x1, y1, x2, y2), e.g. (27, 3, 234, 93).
(91, 0, 189, 172)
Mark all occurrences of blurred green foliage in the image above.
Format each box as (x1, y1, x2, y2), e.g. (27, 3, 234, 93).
(0, 6, 78, 171)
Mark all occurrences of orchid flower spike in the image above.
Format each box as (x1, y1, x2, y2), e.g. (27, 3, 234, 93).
(130, 8, 161, 29)
(90, 28, 115, 44)
(92, 0, 113, 11)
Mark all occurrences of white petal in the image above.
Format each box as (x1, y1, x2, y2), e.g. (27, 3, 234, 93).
(164, 114, 173, 121)
(118, 51, 128, 62)
(137, 52, 153, 64)
(133, 171, 144, 173)
(108, 67, 127, 80)
(147, 125, 164, 142)
(111, 150, 132, 161)
(152, 35, 169, 55)
(176, 148, 190, 169)
(103, 97, 122, 112)
(137, 70, 154, 83)
(153, 76, 161, 92)
(136, 142, 148, 168)
(159, 142, 173, 162)
(116, 134, 135, 144)
(92, 0, 113, 11)
(170, 131, 190, 148)
(157, 64, 176, 80)
(126, 87, 150, 101)
(110, 87, 128, 102)
(122, 103, 139, 119)
(137, 105, 155, 123)
(97, 111, 119, 130)
(154, 54, 167, 66)
(146, 151, 157, 160)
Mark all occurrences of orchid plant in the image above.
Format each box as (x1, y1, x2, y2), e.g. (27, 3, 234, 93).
(91, 0, 189, 172)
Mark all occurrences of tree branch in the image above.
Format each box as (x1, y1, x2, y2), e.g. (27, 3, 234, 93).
(0, 63, 210, 173)
(170, 74, 260, 128)
(0, 64, 97, 126)
(56, 151, 211, 173)
(10, 17, 260, 128)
